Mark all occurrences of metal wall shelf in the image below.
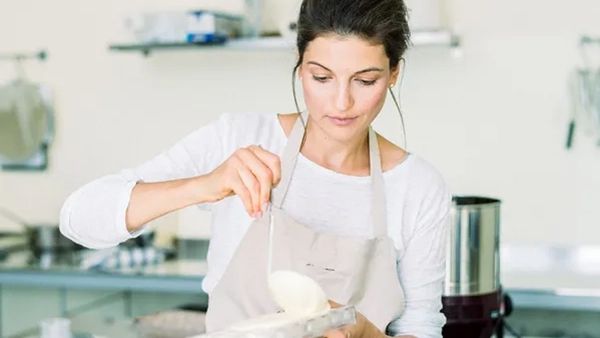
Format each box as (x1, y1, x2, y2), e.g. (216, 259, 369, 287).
(108, 30, 460, 56)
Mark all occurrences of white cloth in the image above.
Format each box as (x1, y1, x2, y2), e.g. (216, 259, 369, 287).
(60, 112, 452, 337)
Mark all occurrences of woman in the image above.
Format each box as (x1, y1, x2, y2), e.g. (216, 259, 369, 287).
(60, 0, 451, 337)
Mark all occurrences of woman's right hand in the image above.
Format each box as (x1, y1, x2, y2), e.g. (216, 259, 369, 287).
(206, 145, 281, 217)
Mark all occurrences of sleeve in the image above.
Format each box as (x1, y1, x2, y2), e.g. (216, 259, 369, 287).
(59, 113, 234, 249)
(386, 177, 452, 338)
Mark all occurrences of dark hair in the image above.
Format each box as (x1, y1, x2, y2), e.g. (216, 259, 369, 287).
(291, 0, 411, 146)
(295, 0, 411, 70)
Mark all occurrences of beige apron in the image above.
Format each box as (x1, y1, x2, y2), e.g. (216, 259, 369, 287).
(205, 113, 405, 334)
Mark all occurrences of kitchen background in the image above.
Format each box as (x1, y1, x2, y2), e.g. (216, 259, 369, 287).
(0, 0, 599, 337)
(1, 0, 599, 244)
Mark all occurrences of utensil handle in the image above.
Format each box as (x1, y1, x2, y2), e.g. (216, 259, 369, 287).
(566, 119, 576, 149)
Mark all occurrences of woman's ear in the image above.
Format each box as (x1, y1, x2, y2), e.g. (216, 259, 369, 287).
(389, 64, 400, 87)
(389, 59, 405, 87)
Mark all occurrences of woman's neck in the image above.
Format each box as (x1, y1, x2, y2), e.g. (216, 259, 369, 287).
(301, 119, 371, 176)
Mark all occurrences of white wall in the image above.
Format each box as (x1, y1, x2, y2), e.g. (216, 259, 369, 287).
(0, 0, 598, 245)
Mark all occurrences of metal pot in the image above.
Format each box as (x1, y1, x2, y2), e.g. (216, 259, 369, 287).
(24, 224, 83, 257)
(0, 207, 81, 257)
(444, 196, 501, 296)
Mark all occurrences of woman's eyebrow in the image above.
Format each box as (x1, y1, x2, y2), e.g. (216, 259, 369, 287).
(307, 61, 332, 72)
(306, 61, 384, 74)
(355, 67, 384, 74)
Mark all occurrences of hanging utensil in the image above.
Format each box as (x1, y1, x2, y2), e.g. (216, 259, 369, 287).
(566, 71, 580, 149)
(593, 68, 600, 144)
(568, 36, 600, 149)
(0, 49, 54, 170)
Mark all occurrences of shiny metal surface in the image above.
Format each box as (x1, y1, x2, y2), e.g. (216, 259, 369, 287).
(444, 196, 501, 296)
(25, 224, 83, 257)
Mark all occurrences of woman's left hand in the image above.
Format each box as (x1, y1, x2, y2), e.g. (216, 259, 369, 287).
(323, 301, 384, 338)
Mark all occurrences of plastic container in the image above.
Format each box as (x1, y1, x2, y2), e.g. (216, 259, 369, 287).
(194, 306, 356, 338)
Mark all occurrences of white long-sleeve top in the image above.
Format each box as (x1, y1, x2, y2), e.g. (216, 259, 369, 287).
(60, 112, 452, 337)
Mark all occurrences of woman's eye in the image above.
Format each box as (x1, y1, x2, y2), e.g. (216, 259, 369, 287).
(312, 75, 329, 82)
(357, 79, 377, 86)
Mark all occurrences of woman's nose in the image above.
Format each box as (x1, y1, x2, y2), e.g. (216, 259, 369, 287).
(334, 84, 353, 112)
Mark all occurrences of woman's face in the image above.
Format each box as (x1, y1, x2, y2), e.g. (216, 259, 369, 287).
(299, 34, 399, 143)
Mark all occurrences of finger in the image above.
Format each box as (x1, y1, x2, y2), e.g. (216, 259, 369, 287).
(328, 300, 343, 308)
(230, 175, 254, 216)
(250, 146, 281, 207)
(235, 149, 271, 211)
(249, 145, 281, 186)
(239, 147, 275, 207)
(236, 165, 261, 216)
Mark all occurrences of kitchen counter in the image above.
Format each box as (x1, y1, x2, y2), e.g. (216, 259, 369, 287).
(501, 244, 600, 312)
(1, 244, 599, 308)
(0, 249, 207, 293)
(1, 244, 600, 309)
(0, 248, 208, 337)
(1, 244, 599, 337)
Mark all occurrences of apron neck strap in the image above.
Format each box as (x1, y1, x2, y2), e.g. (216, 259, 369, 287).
(271, 112, 307, 210)
(271, 112, 388, 237)
(368, 126, 388, 237)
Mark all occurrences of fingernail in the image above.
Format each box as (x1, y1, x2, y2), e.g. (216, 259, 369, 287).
(261, 202, 269, 213)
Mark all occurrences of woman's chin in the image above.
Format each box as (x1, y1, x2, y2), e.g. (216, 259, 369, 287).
(324, 125, 366, 143)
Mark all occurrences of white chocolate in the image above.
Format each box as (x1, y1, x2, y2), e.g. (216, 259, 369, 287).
(268, 270, 331, 317)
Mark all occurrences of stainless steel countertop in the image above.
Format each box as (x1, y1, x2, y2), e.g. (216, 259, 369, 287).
(0, 249, 207, 293)
(501, 243, 600, 311)
(1, 244, 599, 310)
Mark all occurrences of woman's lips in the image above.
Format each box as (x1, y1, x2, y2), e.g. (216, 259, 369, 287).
(327, 116, 358, 126)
